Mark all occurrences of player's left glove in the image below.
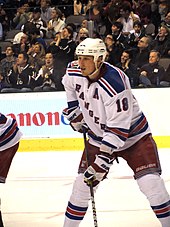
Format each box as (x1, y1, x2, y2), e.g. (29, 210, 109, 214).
(84, 152, 115, 187)
(62, 106, 88, 133)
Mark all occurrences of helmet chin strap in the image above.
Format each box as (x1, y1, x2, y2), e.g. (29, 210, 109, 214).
(88, 61, 103, 80)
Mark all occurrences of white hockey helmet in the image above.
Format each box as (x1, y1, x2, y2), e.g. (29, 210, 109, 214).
(76, 38, 107, 63)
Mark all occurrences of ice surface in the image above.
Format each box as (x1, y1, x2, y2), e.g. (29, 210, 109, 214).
(1, 149, 170, 227)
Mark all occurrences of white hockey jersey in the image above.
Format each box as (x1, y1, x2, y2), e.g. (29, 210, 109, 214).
(62, 61, 151, 152)
(0, 113, 22, 151)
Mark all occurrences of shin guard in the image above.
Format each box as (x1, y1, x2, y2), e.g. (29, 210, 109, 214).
(137, 174, 170, 227)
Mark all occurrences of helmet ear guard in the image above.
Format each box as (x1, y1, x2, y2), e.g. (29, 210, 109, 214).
(76, 38, 107, 64)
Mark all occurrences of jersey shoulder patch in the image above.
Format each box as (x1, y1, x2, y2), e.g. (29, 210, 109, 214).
(98, 63, 128, 96)
(67, 60, 83, 77)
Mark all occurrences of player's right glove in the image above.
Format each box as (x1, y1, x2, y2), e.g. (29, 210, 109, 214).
(84, 152, 115, 187)
(62, 106, 88, 133)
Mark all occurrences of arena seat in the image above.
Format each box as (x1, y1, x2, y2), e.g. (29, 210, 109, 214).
(65, 15, 85, 30)
(159, 58, 170, 71)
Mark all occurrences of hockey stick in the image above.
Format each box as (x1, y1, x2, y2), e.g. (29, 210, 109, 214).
(82, 127, 98, 227)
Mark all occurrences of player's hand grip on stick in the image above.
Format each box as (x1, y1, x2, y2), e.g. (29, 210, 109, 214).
(84, 153, 114, 187)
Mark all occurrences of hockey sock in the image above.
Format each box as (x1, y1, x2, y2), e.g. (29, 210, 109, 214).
(137, 174, 170, 227)
(63, 174, 96, 227)
(64, 201, 88, 227)
(151, 200, 170, 227)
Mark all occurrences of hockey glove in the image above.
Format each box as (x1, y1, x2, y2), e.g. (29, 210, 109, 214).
(71, 119, 88, 133)
(62, 106, 88, 133)
(84, 153, 115, 187)
(62, 106, 82, 122)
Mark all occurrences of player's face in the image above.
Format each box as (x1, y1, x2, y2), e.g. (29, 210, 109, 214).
(78, 55, 95, 76)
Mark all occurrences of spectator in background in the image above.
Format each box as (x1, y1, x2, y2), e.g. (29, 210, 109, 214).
(74, 0, 92, 15)
(116, 49, 139, 88)
(80, 19, 89, 29)
(79, 19, 90, 37)
(152, 25, 170, 58)
(85, 0, 107, 38)
(13, 21, 37, 45)
(117, 1, 140, 37)
(48, 25, 76, 86)
(74, 0, 86, 15)
(27, 0, 38, 8)
(162, 11, 170, 32)
(132, 36, 151, 69)
(104, 33, 114, 52)
(143, 17, 156, 38)
(0, 4, 9, 37)
(135, 0, 156, 37)
(13, 2, 32, 29)
(158, 0, 169, 23)
(104, 0, 121, 25)
(40, 0, 53, 26)
(75, 27, 89, 45)
(46, 7, 65, 39)
(74, 0, 82, 15)
(33, 52, 58, 91)
(66, 23, 77, 41)
(138, 50, 165, 87)
(12, 33, 30, 55)
(105, 33, 125, 66)
(29, 7, 47, 38)
(135, 0, 152, 26)
(12, 31, 25, 45)
(28, 26, 47, 51)
(149, 0, 161, 34)
(128, 20, 145, 48)
(57, 0, 73, 18)
(0, 46, 16, 86)
(111, 21, 129, 48)
(27, 42, 45, 73)
(1, 52, 37, 93)
(0, 70, 6, 90)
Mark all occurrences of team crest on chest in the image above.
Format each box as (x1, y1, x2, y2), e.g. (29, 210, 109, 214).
(93, 88, 99, 100)
(75, 84, 99, 100)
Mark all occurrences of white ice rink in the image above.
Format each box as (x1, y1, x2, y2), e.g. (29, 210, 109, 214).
(1, 149, 170, 227)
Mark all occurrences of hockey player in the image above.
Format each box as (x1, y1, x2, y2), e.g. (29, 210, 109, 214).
(0, 113, 22, 226)
(62, 38, 170, 227)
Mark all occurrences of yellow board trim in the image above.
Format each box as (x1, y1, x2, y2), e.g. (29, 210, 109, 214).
(154, 136, 170, 148)
(18, 136, 170, 152)
(18, 138, 84, 152)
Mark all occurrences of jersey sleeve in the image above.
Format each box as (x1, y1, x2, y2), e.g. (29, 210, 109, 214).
(62, 61, 80, 109)
(0, 113, 23, 151)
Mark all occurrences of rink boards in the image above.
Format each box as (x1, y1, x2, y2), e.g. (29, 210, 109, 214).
(18, 136, 170, 152)
(1, 89, 170, 151)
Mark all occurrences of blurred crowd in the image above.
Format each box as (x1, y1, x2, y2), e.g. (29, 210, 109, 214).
(0, 0, 169, 92)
